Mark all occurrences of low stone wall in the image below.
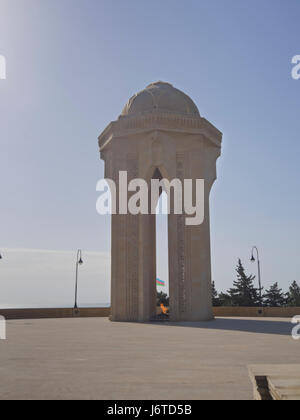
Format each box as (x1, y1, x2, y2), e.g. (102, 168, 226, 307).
(213, 306, 300, 318)
(1, 306, 299, 320)
(0, 307, 110, 320)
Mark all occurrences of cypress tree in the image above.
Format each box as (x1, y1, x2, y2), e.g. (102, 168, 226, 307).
(286, 281, 300, 307)
(212, 281, 221, 306)
(263, 282, 286, 307)
(228, 259, 260, 307)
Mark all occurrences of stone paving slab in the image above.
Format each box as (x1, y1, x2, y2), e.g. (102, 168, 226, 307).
(249, 365, 300, 400)
(0, 317, 299, 400)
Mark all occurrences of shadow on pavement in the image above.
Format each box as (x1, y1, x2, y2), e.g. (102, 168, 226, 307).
(147, 318, 293, 336)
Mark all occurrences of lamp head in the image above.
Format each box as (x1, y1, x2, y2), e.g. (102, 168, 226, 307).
(251, 255, 255, 262)
(78, 258, 83, 265)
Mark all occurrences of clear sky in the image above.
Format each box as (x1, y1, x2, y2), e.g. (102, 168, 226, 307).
(0, 0, 299, 306)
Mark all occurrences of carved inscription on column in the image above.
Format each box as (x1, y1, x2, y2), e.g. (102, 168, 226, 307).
(176, 152, 191, 314)
(176, 154, 186, 313)
(126, 154, 139, 320)
(112, 157, 126, 319)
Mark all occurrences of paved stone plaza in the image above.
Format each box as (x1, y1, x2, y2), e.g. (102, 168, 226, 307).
(0, 317, 298, 400)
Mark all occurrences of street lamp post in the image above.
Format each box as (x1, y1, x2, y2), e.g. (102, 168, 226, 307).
(250, 246, 263, 304)
(74, 250, 83, 311)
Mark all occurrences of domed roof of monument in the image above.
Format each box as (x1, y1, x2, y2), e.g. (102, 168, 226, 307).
(121, 81, 200, 117)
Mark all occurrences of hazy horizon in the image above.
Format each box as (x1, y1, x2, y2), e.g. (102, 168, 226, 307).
(0, 247, 169, 308)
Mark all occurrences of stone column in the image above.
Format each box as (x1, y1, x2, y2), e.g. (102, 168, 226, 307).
(138, 213, 157, 322)
(109, 154, 140, 321)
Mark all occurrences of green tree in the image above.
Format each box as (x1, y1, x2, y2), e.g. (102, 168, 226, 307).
(286, 281, 300, 307)
(156, 291, 169, 307)
(227, 259, 260, 307)
(212, 281, 221, 306)
(263, 283, 286, 307)
(218, 292, 232, 307)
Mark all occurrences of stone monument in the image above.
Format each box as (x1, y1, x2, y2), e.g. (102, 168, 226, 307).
(98, 81, 222, 322)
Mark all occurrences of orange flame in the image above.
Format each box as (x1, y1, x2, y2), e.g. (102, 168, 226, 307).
(160, 303, 168, 315)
